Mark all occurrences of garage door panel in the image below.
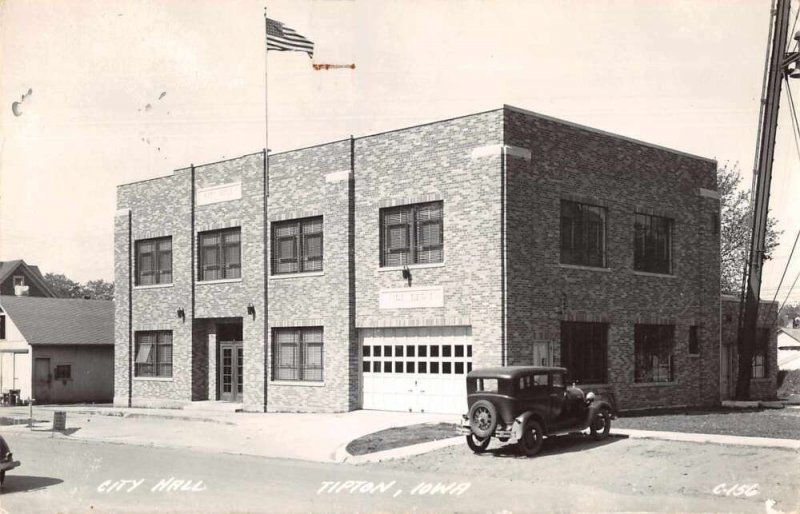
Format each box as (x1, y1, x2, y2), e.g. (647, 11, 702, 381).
(360, 326, 472, 414)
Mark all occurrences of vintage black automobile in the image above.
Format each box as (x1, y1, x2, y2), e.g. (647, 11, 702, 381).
(0, 435, 20, 485)
(458, 366, 614, 456)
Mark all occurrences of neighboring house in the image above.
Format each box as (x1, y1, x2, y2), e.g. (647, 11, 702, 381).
(720, 296, 778, 400)
(114, 105, 721, 414)
(777, 328, 800, 371)
(0, 295, 114, 404)
(0, 260, 57, 298)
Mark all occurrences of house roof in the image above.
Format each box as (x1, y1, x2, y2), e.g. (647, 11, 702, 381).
(0, 295, 113, 346)
(0, 260, 56, 297)
(778, 328, 800, 347)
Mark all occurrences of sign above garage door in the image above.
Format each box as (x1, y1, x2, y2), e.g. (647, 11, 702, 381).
(360, 326, 472, 414)
(378, 286, 444, 310)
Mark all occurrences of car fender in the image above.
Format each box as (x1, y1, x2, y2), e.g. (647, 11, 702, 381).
(582, 399, 612, 428)
(512, 410, 546, 440)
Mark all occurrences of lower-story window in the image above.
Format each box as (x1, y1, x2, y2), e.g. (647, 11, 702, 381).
(54, 365, 72, 380)
(752, 328, 769, 379)
(272, 327, 323, 381)
(135, 331, 173, 378)
(560, 322, 608, 384)
(634, 324, 674, 383)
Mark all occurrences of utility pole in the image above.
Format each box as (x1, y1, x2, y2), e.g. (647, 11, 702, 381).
(736, 0, 800, 399)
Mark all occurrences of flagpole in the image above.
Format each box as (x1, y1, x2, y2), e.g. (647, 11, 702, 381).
(264, 6, 269, 163)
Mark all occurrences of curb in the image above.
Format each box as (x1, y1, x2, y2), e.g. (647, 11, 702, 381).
(613, 428, 800, 450)
(340, 436, 464, 464)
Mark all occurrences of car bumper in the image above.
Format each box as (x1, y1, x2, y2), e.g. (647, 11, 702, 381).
(0, 460, 20, 472)
(458, 415, 519, 442)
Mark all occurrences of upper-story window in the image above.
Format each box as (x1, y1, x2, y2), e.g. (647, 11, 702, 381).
(380, 201, 443, 267)
(135, 237, 172, 286)
(560, 200, 607, 268)
(272, 217, 323, 275)
(12, 276, 24, 287)
(0, 314, 5, 340)
(198, 227, 241, 281)
(634, 213, 673, 274)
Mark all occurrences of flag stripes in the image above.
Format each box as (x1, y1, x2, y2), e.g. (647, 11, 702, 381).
(266, 17, 314, 58)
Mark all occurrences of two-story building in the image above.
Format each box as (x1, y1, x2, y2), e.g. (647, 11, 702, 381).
(114, 105, 722, 413)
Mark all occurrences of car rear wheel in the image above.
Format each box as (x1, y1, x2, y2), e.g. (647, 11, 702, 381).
(518, 419, 544, 457)
(590, 408, 611, 440)
(468, 400, 498, 439)
(465, 434, 490, 453)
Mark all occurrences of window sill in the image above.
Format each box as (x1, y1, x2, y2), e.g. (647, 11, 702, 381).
(750, 378, 772, 382)
(378, 262, 445, 272)
(270, 380, 325, 387)
(197, 278, 243, 285)
(559, 264, 611, 273)
(269, 271, 325, 280)
(133, 377, 174, 382)
(633, 271, 676, 278)
(631, 381, 678, 387)
(134, 283, 174, 290)
(688, 353, 700, 358)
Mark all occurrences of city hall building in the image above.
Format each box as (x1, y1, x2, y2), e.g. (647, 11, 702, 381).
(114, 105, 723, 414)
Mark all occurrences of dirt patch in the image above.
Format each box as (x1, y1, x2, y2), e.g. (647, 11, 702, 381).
(615, 406, 800, 439)
(346, 423, 457, 456)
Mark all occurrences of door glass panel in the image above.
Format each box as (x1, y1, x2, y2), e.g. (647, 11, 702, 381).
(222, 348, 232, 393)
(237, 346, 243, 395)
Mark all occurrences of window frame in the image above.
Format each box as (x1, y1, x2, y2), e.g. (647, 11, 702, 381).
(135, 236, 173, 286)
(688, 325, 700, 355)
(271, 217, 324, 275)
(634, 213, 674, 274)
(379, 201, 444, 267)
(54, 364, 72, 380)
(634, 324, 675, 383)
(271, 327, 324, 382)
(198, 227, 242, 281)
(12, 276, 24, 287)
(134, 330, 173, 378)
(560, 200, 607, 268)
(752, 328, 769, 379)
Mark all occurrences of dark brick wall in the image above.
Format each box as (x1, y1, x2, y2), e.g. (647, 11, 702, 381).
(504, 106, 721, 410)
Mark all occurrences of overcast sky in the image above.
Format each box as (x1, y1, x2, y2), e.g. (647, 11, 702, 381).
(2, 0, 799, 302)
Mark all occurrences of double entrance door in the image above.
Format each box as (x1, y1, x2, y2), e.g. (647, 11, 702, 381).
(219, 342, 243, 402)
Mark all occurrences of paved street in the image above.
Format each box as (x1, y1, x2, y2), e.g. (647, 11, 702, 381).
(1, 431, 798, 513)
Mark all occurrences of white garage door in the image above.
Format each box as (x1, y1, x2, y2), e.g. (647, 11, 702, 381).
(360, 326, 473, 414)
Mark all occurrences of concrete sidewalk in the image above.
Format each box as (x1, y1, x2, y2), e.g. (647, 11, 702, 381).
(0, 405, 455, 463)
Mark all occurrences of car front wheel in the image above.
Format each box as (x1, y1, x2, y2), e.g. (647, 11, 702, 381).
(518, 419, 544, 457)
(465, 434, 491, 453)
(590, 408, 611, 440)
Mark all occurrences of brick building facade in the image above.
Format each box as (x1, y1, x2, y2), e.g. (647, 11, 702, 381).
(114, 105, 728, 413)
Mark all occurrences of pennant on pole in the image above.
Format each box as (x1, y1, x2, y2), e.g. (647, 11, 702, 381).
(266, 18, 314, 58)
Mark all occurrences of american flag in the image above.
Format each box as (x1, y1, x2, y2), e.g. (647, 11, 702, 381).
(266, 17, 314, 59)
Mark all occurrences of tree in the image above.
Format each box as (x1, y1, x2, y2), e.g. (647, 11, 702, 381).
(42, 273, 84, 298)
(83, 279, 114, 300)
(718, 163, 781, 295)
(43, 273, 114, 300)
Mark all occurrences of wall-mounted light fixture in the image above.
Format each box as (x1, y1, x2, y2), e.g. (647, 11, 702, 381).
(177, 307, 186, 322)
(401, 265, 412, 286)
(247, 303, 256, 320)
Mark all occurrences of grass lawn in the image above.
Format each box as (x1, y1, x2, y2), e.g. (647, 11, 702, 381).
(346, 422, 457, 456)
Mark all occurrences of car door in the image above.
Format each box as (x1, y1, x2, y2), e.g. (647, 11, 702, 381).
(548, 371, 569, 430)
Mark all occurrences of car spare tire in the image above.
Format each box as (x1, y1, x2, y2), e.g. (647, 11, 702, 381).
(469, 400, 498, 439)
